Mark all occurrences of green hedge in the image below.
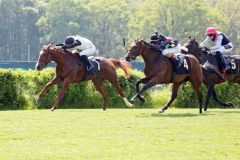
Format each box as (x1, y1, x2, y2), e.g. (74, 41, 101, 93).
(0, 68, 152, 110)
(174, 82, 240, 108)
(0, 68, 239, 110)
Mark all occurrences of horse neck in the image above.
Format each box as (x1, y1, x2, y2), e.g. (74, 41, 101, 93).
(141, 48, 162, 65)
(51, 50, 69, 67)
(190, 47, 205, 63)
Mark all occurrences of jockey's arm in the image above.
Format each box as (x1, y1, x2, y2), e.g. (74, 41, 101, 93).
(211, 35, 223, 50)
(200, 36, 210, 47)
(62, 40, 81, 49)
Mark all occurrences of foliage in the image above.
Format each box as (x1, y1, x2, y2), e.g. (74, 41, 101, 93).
(0, 68, 152, 110)
(0, 68, 239, 110)
(0, 0, 239, 61)
(174, 82, 240, 108)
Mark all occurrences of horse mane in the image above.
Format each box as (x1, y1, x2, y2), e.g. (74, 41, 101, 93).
(44, 44, 74, 56)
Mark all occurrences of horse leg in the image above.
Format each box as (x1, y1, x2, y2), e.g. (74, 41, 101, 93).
(51, 80, 70, 111)
(204, 84, 214, 111)
(190, 80, 203, 114)
(131, 77, 158, 101)
(92, 79, 109, 110)
(136, 78, 149, 102)
(212, 88, 234, 107)
(108, 78, 133, 108)
(159, 82, 183, 113)
(36, 76, 61, 104)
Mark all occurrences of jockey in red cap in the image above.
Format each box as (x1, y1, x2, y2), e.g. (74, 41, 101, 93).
(200, 27, 233, 79)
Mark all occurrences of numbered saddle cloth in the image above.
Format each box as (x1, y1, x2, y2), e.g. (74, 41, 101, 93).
(174, 54, 192, 74)
(224, 56, 239, 75)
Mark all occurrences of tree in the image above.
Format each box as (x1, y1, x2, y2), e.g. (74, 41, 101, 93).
(0, 0, 40, 61)
(37, 0, 90, 44)
(128, 0, 227, 44)
(86, 0, 130, 57)
(216, 0, 240, 53)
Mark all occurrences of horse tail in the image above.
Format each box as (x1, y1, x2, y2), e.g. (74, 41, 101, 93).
(108, 58, 132, 78)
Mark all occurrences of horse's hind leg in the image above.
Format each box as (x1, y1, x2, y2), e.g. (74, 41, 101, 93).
(106, 70, 133, 107)
(212, 87, 234, 107)
(190, 80, 203, 114)
(107, 77, 133, 108)
(204, 83, 214, 111)
(159, 82, 183, 113)
(92, 78, 109, 110)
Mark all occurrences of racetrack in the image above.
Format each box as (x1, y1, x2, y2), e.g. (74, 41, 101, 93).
(0, 109, 239, 160)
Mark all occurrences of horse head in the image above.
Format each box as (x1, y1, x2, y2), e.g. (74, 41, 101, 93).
(35, 44, 57, 70)
(125, 39, 147, 62)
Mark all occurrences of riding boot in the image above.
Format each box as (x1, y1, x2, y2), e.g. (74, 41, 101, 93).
(216, 51, 229, 71)
(81, 55, 94, 71)
(170, 57, 181, 69)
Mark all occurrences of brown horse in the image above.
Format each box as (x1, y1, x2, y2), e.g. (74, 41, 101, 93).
(35, 44, 133, 111)
(125, 40, 203, 113)
(183, 38, 240, 111)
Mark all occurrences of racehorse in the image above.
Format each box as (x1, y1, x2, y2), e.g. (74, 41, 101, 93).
(125, 39, 203, 113)
(35, 44, 133, 111)
(183, 38, 240, 111)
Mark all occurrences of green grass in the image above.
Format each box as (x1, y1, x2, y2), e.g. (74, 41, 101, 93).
(0, 109, 239, 160)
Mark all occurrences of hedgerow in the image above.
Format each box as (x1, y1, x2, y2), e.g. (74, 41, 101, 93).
(0, 68, 239, 110)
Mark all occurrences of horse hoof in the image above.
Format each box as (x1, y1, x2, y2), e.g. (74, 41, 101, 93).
(159, 109, 165, 113)
(50, 107, 55, 112)
(128, 103, 134, 108)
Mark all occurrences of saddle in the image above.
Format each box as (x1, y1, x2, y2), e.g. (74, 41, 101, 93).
(214, 53, 239, 75)
(81, 56, 101, 76)
(224, 56, 239, 75)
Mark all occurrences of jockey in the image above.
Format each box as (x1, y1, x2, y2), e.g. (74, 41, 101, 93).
(61, 35, 96, 71)
(149, 32, 182, 68)
(200, 27, 233, 77)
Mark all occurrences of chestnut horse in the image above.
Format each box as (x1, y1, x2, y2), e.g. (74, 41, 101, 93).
(125, 40, 203, 113)
(35, 44, 133, 111)
(183, 38, 240, 111)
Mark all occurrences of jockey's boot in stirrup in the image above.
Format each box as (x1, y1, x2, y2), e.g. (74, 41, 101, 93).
(81, 55, 94, 71)
(171, 57, 181, 69)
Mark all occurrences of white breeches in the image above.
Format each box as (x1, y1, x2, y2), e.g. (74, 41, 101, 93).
(211, 42, 233, 54)
(162, 43, 181, 55)
(70, 46, 96, 56)
(80, 46, 96, 56)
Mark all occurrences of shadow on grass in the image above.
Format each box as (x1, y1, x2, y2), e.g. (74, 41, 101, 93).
(209, 110, 240, 114)
(138, 112, 212, 118)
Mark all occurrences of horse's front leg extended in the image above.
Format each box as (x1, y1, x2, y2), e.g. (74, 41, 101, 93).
(135, 78, 149, 102)
(51, 80, 70, 111)
(36, 76, 61, 103)
(131, 78, 157, 101)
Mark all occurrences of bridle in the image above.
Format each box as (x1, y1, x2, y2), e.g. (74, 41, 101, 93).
(128, 41, 146, 59)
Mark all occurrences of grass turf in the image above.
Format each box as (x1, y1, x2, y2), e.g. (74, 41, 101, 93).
(0, 108, 239, 160)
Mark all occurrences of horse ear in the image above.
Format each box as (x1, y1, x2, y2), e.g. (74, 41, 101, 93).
(189, 36, 191, 39)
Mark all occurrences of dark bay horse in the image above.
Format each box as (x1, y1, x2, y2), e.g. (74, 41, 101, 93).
(36, 44, 133, 111)
(183, 38, 240, 111)
(125, 40, 203, 113)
